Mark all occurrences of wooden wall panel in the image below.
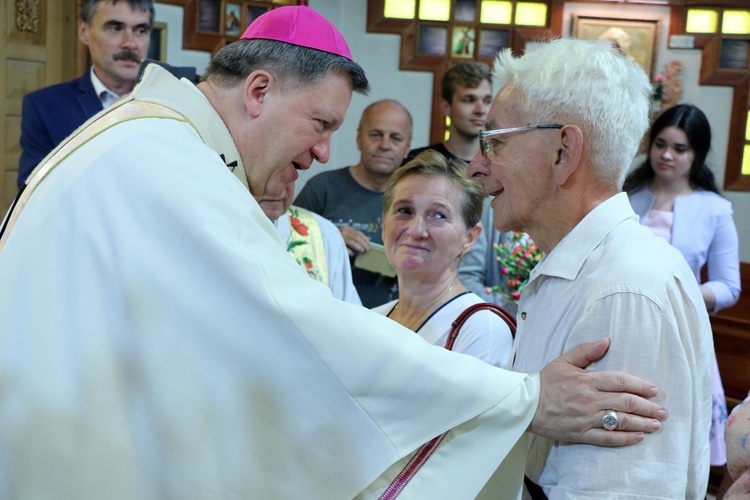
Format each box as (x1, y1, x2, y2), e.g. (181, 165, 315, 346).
(1, 0, 76, 214)
(712, 263, 750, 403)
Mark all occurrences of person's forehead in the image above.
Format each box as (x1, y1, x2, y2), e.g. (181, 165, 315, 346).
(363, 106, 411, 134)
(396, 175, 461, 206)
(453, 80, 492, 98)
(92, 1, 150, 22)
(655, 126, 690, 144)
(485, 91, 521, 128)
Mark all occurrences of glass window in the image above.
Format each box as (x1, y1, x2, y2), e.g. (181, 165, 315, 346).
(455, 0, 477, 22)
(417, 26, 448, 55)
(481, 1, 513, 25)
(419, 0, 450, 21)
(719, 40, 749, 70)
(515, 2, 547, 27)
(384, 0, 415, 19)
(686, 9, 719, 34)
(480, 29, 509, 57)
(723, 10, 750, 35)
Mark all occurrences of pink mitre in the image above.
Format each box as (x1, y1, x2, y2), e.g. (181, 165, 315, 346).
(240, 5, 353, 61)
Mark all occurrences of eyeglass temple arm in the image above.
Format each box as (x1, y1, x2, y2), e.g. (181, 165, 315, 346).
(481, 124, 562, 139)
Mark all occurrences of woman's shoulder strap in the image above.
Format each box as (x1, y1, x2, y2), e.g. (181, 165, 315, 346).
(445, 303, 516, 351)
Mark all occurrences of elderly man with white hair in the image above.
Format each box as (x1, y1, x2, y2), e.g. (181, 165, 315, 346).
(469, 38, 712, 499)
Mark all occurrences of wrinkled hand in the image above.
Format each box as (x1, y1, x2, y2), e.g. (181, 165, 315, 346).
(530, 338, 668, 447)
(339, 226, 370, 258)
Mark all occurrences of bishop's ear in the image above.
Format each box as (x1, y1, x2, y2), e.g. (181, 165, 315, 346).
(244, 70, 274, 117)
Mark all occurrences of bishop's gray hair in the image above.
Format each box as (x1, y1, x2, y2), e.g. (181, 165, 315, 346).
(205, 39, 369, 95)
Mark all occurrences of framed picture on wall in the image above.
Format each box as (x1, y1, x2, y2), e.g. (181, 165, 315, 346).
(225, 3, 241, 37)
(246, 6, 268, 29)
(452, 27, 475, 58)
(572, 16, 660, 78)
(198, 0, 221, 33)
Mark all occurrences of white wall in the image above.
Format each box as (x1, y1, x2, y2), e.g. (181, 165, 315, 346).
(155, 1, 749, 263)
(154, 3, 212, 76)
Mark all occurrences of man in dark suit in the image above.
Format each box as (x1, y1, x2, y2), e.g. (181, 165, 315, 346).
(17, 0, 153, 188)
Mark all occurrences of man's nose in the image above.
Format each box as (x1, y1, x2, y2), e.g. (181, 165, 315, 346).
(378, 137, 393, 150)
(312, 135, 331, 164)
(121, 29, 137, 48)
(467, 151, 489, 178)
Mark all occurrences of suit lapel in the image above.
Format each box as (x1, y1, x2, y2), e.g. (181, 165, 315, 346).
(77, 68, 105, 117)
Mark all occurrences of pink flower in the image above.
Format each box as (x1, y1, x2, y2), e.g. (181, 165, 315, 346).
(511, 291, 521, 300)
(501, 267, 509, 275)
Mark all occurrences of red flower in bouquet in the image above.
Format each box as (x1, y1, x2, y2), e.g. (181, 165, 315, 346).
(490, 232, 543, 303)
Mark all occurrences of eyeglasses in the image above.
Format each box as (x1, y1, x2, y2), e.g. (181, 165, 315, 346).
(480, 124, 563, 161)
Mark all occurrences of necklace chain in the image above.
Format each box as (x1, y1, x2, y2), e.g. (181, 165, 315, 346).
(394, 285, 454, 331)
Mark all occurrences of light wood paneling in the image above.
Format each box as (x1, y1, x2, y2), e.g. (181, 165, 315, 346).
(2, 0, 77, 213)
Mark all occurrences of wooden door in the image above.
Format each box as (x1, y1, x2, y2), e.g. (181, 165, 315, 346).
(2, 0, 78, 214)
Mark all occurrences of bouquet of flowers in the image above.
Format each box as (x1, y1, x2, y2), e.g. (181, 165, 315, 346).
(652, 73, 666, 103)
(489, 232, 543, 303)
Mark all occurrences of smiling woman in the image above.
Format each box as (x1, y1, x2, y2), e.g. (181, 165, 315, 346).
(372, 149, 515, 368)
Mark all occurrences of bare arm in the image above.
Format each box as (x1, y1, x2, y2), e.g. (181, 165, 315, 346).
(530, 337, 667, 446)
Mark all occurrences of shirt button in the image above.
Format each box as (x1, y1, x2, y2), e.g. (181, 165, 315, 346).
(521, 312, 526, 320)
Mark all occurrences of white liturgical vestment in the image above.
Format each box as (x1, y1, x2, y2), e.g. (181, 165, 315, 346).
(0, 65, 538, 499)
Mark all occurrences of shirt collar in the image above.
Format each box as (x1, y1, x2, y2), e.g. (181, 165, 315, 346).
(90, 67, 121, 109)
(531, 192, 637, 282)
